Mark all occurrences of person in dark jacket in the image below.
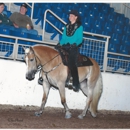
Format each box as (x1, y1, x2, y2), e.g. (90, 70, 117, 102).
(0, 3, 13, 26)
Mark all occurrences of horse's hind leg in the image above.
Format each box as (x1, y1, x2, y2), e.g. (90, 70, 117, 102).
(58, 84, 72, 119)
(78, 80, 95, 119)
(35, 82, 50, 116)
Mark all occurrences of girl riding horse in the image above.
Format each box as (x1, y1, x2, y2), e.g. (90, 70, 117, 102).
(39, 10, 83, 92)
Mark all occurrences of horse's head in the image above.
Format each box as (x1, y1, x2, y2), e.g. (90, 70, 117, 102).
(24, 47, 37, 81)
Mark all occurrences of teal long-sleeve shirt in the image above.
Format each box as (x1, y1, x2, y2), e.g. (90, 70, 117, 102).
(60, 25, 83, 46)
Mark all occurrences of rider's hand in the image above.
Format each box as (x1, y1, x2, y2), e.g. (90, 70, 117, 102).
(55, 43, 61, 50)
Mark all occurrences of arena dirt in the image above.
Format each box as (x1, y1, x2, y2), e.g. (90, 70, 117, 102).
(0, 104, 130, 128)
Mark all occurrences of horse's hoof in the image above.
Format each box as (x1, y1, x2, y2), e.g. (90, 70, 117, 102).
(78, 114, 84, 119)
(35, 111, 42, 117)
(65, 111, 72, 119)
(91, 112, 97, 118)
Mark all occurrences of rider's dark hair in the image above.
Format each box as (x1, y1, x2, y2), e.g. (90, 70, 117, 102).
(69, 10, 82, 25)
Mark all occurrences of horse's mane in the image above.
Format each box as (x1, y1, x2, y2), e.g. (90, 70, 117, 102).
(33, 45, 57, 53)
(32, 45, 58, 58)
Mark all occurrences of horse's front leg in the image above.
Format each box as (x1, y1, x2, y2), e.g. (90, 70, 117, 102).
(35, 81, 50, 116)
(58, 84, 72, 119)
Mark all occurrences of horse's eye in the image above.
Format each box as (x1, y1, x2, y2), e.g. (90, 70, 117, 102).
(30, 58, 34, 62)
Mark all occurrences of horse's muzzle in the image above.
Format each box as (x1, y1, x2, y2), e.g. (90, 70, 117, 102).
(26, 70, 36, 81)
(26, 76, 34, 81)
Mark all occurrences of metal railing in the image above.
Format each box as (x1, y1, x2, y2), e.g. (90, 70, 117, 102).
(0, 9, 130, 75)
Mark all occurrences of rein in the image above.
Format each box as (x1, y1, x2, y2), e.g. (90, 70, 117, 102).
(32, 49, 62, 84)
(35, 53, 61, 74)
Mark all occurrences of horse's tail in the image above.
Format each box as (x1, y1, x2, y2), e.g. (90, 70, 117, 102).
(89, 72, 103, 117)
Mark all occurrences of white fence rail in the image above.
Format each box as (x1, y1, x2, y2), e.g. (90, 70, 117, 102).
(0, 9, 130, 75)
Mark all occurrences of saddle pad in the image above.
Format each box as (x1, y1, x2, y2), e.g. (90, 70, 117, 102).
(57, 46, 93, 67)
(63, 53, 93, 67)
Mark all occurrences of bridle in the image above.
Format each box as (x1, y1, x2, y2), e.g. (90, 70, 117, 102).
(26, 48, 62, 84)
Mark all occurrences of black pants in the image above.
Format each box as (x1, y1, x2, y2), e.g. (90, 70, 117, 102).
(67, 45, 80, 88)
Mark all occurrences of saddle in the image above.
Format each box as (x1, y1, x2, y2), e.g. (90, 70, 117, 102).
(58, 46, 93, 67)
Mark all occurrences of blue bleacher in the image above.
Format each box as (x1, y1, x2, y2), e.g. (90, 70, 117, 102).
(1, 3, 130, 73)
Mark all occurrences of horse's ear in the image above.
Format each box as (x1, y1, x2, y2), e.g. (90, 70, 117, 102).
(22, 46, 26, 51)
(30, 46, 34, 52)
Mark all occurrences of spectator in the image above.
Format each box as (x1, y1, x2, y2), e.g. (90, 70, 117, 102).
(9, 3, 37, 35)
(0, 3, 13, 26)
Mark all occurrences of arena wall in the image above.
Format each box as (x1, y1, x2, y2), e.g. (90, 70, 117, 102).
(0, 59, 130, 112)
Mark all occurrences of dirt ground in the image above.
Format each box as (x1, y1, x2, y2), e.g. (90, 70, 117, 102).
(0, 105, 130, 129)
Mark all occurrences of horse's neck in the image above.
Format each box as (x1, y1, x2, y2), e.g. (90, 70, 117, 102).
(36, 49, 58, 70)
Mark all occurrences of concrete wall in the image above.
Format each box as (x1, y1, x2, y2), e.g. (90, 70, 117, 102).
(0, 59, 130, 112)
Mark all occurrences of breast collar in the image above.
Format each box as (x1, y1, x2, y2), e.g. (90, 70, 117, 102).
(66, 23, 80, 36)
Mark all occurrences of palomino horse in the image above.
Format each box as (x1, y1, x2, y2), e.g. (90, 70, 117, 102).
(24, 44, 103, 119)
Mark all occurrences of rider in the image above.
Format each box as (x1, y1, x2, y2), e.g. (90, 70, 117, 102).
(58, 10, 83, 92)
(38, 10, 83, 92)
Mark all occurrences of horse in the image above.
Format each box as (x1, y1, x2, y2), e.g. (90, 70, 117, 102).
(24, 44, 103, 119)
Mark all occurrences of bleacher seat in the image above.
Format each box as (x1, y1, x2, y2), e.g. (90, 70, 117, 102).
(112, 60, 123, 71)
(28, 34, 42, 40)
(92, 3, 99, 11)
(124, 17, 129, 25)
(114, 24, 124, 34)
(97, 13, 106, 22)
(107, 13, 116, 23)
(11, 30, 28, 38)
(124, 61, 130, 72)
(109, 33, 121, 45)
(93, 20, 103, 34)
(88, 10, 96, 19)
(61, 13, 68, 23)
(116, 14, 125, 26)
(104, 22, 114, 34)
(51, 3, 63, 12)
(0, 25, 10, 35)
(121, 34, 130, 46)
(108, 7, 114, 14)
(119, 45, 129, 55)
(123, 25, 130, 35)
(83, 18, 93, 32)
(0, 37, 15, 43)
(100, 4, 110, 14)
(108, 43, 119, 53)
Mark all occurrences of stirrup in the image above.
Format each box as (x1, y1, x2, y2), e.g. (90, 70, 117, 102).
(66, 77, 73, 88)
(38, 77, 43, 85)
(66, 77, 73, 89)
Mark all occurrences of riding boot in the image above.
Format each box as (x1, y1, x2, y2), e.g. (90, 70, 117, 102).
(38, 77, 43, 85)
(70, 64, 80, 92)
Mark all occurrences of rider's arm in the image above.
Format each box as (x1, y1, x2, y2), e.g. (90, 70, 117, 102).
(74, 26, 83, 46)
(59, 27, 66, 45)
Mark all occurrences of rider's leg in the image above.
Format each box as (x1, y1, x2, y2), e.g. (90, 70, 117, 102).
(38, 72, 43, 85)
(68, 45, 80, 92)
(38, 77, 43, 85)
